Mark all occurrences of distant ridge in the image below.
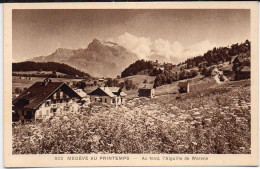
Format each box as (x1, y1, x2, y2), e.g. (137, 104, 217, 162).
(28, 38, 138, 78)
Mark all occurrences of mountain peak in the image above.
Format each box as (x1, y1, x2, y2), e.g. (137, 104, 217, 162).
(54, 48, 72, 54)
(90, 38, 119, 47)
(91, 38, 102, 44)
(101, 41, 120, 48)
(30, 38, 138, 77)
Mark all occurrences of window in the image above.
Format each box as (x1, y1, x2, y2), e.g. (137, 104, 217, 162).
(60, 91, 63, 98)
(105, 98, 107, 103)
(53, 93, 57, 99)
(39, 111, 42, 118)
(112, 99, 116, 103)
(45, 101, 50, 107)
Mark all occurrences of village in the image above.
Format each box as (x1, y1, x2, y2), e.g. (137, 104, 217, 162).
(12, 74, 251, 154)
(11, 48, 252, 154)
(12, 53, 251, 124)
(11, 40, 252, 154)
(12, 76, 175, 123)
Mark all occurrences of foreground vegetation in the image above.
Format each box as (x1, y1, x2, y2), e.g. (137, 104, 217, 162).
(13, 80, 250, 154)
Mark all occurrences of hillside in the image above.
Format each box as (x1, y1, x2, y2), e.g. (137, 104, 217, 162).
(122, 40, 250, 75)
(120, 75, 156, 87)
(120, 40, 250, 89)
(121, 60, 154, 78)
(12, 61, 90, 78)
(183, 40, 250, 69)
(13, 78, 251, 154)
(28, 39, 138, 78)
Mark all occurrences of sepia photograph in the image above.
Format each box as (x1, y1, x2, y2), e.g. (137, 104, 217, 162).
(4, 2, 259, 167)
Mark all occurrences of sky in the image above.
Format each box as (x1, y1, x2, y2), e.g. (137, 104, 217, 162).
(12, 9, 250, 63)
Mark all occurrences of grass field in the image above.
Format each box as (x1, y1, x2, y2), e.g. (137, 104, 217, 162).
(123, 74, 210, 99)
(12, 78, 251, 154)
(120, 75, 156, 87)
(12, 76, 82, 93)
(13, 71, 66, 75)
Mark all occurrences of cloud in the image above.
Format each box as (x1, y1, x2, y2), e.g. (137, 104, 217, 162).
(109, 32, 216, 64)
(116, 32, 152, 60)
(153, 39, 184, 60)
(182, 40, 217, 61)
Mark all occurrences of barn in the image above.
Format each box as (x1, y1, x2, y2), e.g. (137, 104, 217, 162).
(138, 85, 155, 98)
(235, 66, 250, 80)
(178, 81, 190, 93)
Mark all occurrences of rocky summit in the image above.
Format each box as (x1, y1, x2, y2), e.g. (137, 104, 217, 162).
(29, 38, 138, 78)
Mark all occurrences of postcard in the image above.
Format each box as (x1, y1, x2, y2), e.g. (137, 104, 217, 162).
(4, 2, 259, 167)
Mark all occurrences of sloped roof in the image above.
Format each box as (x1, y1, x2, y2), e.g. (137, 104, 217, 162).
(241, 66, 250, 72)
(73, 89, 87, 97)
(13, 80, 81, 110)
(178, 81, 189, 88)
(108, 87, 120, 93)
(220, 67, 233, 72)
(88, 87, 127, 97)
(139, 84, 154, 89)
(119, 91, 127, 97)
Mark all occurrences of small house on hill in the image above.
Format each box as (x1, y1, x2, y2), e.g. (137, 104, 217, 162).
(220, 66, 233, 76)
(235, 66, 250, 81)
(178, 81, 190, 93)
(138, 84, 155, 98)
(88, 87, 127, 106)
(12, 78, 82, 123)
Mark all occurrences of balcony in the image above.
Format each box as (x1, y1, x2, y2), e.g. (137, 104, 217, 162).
(51, 103, 60, 108)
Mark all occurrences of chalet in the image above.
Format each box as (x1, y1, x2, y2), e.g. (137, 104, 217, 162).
(88, 87, 127, 106)
(164, 63, 173, 70)
(235, 66, 250, 81)
(19, 76, 26, 79)
(138, 84, 155, 98)
(73, 88, 87, 98)
(98, 78, 105, 82)
(219, 66, 233, 76)
(178, 81, 190, 93)
(12, 78, 82, 123)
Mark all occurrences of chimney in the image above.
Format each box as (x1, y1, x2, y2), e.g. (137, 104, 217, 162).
(42, 78, 51, 86)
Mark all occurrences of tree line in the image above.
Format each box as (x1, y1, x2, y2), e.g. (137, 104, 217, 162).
(153, 69, 198, 88)
(184, 40, 250, 69)
(121, 60, 154, 78)
(12, 61, 91, 78)
(104, 78, 137, 90)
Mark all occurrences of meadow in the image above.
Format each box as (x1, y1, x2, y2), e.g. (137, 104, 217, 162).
(12, 76, 82, 93)
(12, 79, 251, 154)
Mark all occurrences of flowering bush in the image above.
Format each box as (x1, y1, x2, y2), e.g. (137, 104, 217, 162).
(13, 80, 251, 154)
